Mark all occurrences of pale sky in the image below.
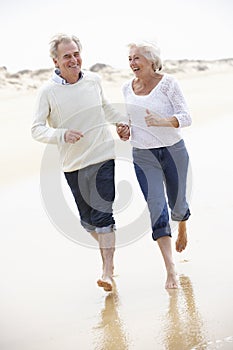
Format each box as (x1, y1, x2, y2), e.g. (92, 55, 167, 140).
(1, 0, 232, 72)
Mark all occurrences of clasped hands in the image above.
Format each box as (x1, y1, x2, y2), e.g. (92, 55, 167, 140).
(116, 123, 130, 141)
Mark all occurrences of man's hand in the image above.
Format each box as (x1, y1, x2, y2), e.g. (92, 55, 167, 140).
(116, 123, 130, 141)
(64, 130, 84, 143)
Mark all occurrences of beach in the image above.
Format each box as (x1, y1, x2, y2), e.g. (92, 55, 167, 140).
(1, 62, 233, 349)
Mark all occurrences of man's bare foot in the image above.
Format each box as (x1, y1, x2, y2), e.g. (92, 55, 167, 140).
(176, 221, 187, 252)
(165, 265, 178, 289)
(97, 277, 113, 292)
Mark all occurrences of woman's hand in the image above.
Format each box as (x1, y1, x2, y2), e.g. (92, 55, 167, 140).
(145, 109, 162, 127)
(116, 123, 130, 141)
(145, 109, 179, 128)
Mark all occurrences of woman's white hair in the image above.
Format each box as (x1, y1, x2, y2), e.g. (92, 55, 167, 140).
(49, 33, 82, 59)
(128, 41, 163, 71)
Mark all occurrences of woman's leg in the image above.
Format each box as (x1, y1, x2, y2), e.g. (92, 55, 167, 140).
(176, 221, 187, 252)
(162, 141, 190, 252)
(133, 148, 177, 288)
(157, 236, 178, 289)
(133, 148, 171, 239)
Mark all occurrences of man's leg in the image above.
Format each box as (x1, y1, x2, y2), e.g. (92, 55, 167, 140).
(97, 230, 115, 291)
(65, 165, 115, 292)
(89, 160, 116, 292)
(89, 230, 115, 288)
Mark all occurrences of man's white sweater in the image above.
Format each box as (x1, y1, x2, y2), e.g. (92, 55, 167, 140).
(32, 71, 125, 172)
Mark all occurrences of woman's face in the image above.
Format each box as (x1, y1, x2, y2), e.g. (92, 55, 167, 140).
(128, 46, 153, 77)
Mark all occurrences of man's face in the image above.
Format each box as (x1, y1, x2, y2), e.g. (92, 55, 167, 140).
(53, 40, 82, 84)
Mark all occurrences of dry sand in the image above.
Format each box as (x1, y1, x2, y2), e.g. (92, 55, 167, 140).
(1, 63, 233, 349)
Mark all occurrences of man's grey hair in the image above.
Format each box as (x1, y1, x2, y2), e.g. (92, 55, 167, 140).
(49, 33, 82, 59)
(128, 41, 163, 71)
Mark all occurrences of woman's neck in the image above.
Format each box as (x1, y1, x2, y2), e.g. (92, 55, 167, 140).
(133, 73, 163, 95)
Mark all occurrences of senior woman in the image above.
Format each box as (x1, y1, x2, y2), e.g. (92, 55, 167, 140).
(121, 42, 192, 289)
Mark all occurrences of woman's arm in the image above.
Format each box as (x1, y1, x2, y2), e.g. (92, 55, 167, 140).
(145, 109, 179, 128)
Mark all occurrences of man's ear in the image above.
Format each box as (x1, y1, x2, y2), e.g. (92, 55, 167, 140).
(53, 58, 59, 68)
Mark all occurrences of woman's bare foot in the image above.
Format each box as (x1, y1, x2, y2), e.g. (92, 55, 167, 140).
(176, 221, 187, 252)
(165, 265, 178, 289)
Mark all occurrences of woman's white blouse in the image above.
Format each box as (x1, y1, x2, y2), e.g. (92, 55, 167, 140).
(122, 73, 192, 149)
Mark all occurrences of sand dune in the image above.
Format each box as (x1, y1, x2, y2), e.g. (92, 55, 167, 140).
(1, 58, 233, 90)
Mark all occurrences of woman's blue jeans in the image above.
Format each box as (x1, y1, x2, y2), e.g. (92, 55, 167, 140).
(133, 140, 190, 240)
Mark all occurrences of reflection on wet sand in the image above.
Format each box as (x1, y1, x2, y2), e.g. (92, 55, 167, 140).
(162, 275, 207, 350)
(94, 281, 129, 350)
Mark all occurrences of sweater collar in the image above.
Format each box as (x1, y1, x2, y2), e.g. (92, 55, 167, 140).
(52, 69, 84, 85)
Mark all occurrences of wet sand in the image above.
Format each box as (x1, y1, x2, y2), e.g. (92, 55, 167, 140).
(1, 70, 233, 349)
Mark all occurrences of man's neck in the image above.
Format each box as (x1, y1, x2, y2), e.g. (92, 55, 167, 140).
(53, 69, 83, 85)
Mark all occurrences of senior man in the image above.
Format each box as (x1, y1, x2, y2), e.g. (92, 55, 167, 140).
(32, 33, 129, 291)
